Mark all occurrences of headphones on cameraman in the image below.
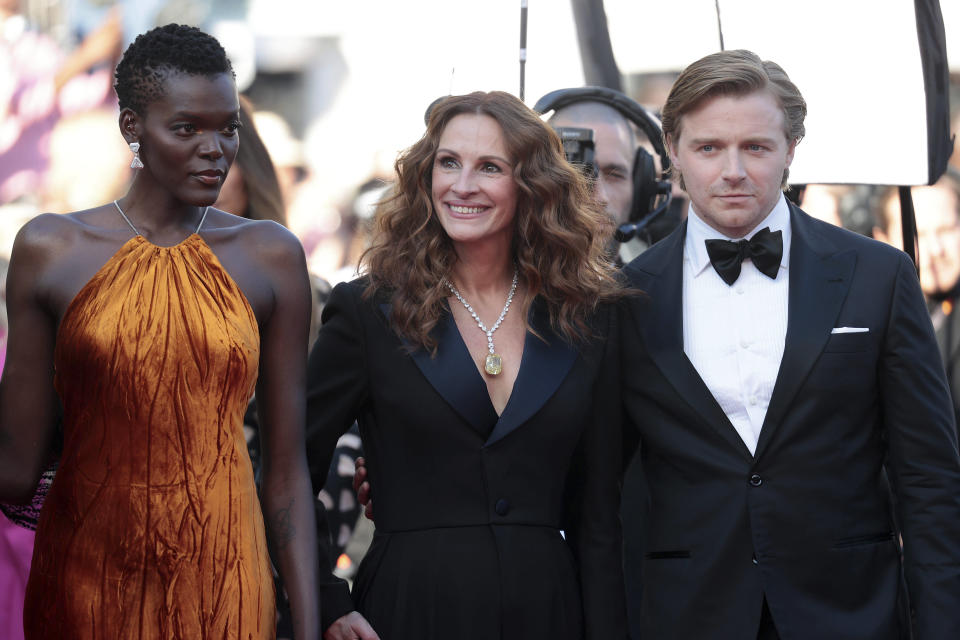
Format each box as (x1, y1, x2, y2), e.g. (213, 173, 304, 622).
(533, 86, 673, 242)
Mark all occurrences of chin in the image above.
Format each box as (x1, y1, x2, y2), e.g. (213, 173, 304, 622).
(183, 191, 222, 208)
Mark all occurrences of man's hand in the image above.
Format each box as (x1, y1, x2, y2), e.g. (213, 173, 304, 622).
(324, 611, 380, 640)
(352, 456, 374, 520)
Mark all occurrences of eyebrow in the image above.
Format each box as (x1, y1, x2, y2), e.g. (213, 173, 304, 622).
(169, 110, 240, 120)
(436, 148, 513, 166)
(599, 161, 630, 170)
(687, 136, 780, 146)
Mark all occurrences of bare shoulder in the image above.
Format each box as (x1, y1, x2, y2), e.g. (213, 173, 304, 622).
(9, 212, 90, 272)
(205, 208, 306, 273)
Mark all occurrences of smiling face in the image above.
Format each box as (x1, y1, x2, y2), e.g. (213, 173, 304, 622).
(431, 113, 518, 251)
(128, 71, 240, 206)
(669, 90, 795, 238)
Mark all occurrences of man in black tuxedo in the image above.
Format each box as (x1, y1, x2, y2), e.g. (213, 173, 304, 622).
(620, 49, 960, 639)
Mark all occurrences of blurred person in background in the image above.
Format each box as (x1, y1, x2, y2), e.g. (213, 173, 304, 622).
(874, 168, 960, 429)
(215, 94, 287, 225)
(40, 106, 130, 212)
(0, 0, 69, 205)
(0, 24, 319, 638)
(544, 89, 683, 263)
(252, 109, 345, 282)
(792, 183, 877, 238)
(307, 90, 627, 640)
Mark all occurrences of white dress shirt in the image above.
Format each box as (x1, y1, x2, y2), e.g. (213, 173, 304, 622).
(682, 194, 791, 455)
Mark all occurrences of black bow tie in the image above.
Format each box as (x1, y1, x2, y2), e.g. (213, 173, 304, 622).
(704, 227, 783, 286)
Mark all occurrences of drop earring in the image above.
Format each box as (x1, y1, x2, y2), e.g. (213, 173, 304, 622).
(129, 141, 144, 169)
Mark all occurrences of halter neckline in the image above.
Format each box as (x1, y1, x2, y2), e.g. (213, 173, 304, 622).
(113, 200, 210, 240)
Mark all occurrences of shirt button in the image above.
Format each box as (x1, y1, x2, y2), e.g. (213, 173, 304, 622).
(736, 287, 745, 295)
(749, 474, 763, 487)
(495, 499, 510, 516)
(740, 339, 750, 349)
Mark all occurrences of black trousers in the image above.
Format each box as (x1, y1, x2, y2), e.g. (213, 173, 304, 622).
(758, 599, 780, 640)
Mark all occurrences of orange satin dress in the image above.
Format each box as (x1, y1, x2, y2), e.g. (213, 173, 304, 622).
(23, 220, 276, 639)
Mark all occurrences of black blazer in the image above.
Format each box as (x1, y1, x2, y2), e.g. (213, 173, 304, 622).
(305, 280, 627, 640)
(620, 205, 960, 639)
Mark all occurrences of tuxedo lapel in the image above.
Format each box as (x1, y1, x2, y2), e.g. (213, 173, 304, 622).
(381, 303, 498, 439)
(753, 207, 857, 459)
(639, 224, 754, 461)
(485, 302, 578, 447)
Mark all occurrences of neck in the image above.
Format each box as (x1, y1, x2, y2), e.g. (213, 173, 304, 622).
(450, 240, 515, 299)
(119, 179, 208, 233)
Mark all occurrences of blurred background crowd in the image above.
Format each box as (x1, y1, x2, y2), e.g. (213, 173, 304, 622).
(1, 0, 960, 637)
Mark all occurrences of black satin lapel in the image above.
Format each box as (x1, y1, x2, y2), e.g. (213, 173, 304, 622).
(642, 231, 754, 461)
(753, 213, 856, 459)
(485, 304, 578, 447)
(380, 303, 497, 438)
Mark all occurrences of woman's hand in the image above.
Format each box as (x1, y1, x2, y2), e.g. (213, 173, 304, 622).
(352, 456, 374, 520)
(324, 611, 380, 640)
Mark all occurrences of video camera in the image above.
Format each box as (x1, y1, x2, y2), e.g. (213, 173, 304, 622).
(554, 126, 599, 181)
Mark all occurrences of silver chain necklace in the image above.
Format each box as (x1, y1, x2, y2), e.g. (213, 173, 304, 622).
(445, 268, 519, 376)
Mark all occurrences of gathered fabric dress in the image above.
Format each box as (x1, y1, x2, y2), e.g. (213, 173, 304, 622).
(23, 213, 275, 639)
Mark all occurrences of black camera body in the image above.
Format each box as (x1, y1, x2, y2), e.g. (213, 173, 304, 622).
(555, 126, 599, 180)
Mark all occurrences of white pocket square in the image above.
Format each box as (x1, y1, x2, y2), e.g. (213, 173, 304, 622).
(831, 327, 869, 334)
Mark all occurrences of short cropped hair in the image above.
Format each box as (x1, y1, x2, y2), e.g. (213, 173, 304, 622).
(114, 24, 234, 115)
(661, 49, 806, 190)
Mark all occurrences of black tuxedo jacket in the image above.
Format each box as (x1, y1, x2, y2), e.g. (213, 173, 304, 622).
(620, 205, 960, 639)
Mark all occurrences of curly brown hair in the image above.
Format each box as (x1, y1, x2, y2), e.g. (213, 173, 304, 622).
(362, 90, 622, 353)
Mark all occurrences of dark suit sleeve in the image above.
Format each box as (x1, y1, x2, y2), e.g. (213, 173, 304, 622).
(879, 253, 960, 637)
(305, 281, 370, 631)
(564, 306, 629, 639)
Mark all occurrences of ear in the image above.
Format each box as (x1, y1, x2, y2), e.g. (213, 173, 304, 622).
(784, 137, 798, 168)
(665, 134, 680, 169)
(119, 108, 142, 144)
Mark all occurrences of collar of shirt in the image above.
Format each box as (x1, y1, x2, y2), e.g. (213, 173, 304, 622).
(684, 193, 792, 279)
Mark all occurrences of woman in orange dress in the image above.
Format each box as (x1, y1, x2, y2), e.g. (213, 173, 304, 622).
(0, 24, 319, 639)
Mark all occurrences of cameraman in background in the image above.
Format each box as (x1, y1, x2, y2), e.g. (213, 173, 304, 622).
(536, 87, 682, 264)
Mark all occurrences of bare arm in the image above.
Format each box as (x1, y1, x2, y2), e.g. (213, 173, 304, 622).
(54, 7, 123, 92)
(0, 216, 63, 502)
(256, 228, 320, 639)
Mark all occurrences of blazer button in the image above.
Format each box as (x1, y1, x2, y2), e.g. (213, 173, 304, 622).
(749, 473, 763, 487)
(752, 553, 759, 565)
(495, 499, 510, 516)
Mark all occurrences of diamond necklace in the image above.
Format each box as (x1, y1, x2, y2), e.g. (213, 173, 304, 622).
(445, 268, 519, 376)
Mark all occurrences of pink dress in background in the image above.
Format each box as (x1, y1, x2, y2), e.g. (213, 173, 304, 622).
(0, 513, 34, 640)
(1, 324, 36, 640)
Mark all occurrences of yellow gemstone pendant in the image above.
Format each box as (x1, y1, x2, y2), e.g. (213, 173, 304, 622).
(484, 353, 503, 376)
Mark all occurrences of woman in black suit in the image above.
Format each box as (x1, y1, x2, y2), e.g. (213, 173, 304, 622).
(306, 91, 627, 640)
